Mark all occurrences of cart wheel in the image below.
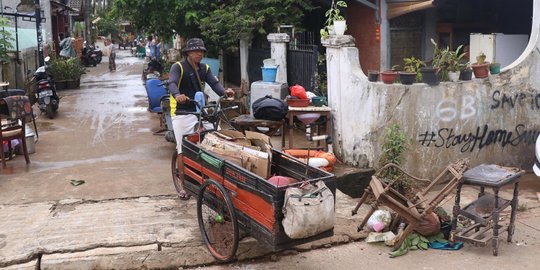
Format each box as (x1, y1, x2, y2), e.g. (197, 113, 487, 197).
(197, 179, 239, 262)
(171, 151, 183, 195)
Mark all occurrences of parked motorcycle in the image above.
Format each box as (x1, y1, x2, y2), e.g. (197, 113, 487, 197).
(33, 56, 60, 119)
(89, 44, 103, 64)
(81, 41, 98, 67)
(533, 135, 540, 176)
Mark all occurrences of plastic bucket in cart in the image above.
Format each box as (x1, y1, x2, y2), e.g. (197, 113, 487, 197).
(261, 66, 278, 83)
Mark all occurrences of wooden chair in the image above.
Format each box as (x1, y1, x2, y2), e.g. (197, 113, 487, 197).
(0, 96, 32, 168)
(352, 159, 469, 250)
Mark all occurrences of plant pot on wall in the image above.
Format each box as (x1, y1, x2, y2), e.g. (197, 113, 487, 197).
(448, 71, 460, 82)
(471, 63, 489, 78)
(420, 67, 439, 86)
(333, 20, 346, 35)
(398, 72, 416, 85)
(459, 68, 472, 80)
(380, 71, 397, 84)
(490, 63, 501, 74)
(368, 70, 379, 82)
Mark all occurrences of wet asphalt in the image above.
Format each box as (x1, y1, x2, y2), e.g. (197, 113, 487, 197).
(0, 50, 176, 204)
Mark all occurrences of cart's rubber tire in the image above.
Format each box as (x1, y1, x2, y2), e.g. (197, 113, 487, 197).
(171, 151, 183, 195)
(197, 179, 239, 262)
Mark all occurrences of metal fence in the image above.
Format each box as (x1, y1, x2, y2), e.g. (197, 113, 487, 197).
(287, 43, 318, 93)
(247, 48, 271, 83)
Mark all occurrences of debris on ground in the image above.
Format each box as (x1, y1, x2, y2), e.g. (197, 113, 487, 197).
(70, 179, 85, 186)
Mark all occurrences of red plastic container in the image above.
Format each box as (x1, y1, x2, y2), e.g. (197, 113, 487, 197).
(287, 98, 310, 107)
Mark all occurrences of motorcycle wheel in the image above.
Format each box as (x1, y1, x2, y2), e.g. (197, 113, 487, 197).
(46, 104, 55, 119)
(92, 58, 97, 67)
(97, 56, 102, 64)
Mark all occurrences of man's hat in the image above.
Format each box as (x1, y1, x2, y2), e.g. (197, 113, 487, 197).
(183, 38, 207, 54)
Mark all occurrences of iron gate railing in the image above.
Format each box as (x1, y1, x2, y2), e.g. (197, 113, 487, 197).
(287, 43, 318, 93)
(248, 48, 271, 83)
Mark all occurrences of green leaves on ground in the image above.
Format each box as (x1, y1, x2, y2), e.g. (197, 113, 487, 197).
(389, 232, 432, 258)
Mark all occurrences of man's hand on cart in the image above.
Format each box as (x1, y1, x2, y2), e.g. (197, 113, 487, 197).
(176, 94, 190, 104)
(224, 88, 235, 100)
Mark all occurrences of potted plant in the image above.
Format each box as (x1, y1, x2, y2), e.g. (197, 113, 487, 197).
(490, 62, 501, 75)
(381, 65, 399, 84)
(421, 39, 444, 86)
(459, 63, 473, 81)
(48, 57, 84, 90)
(471, 52, 489, 78)
(447, 45, 466, 82)
(320, 0, 348, 39)
(368, 70, 379, 82)
(399, 57, 425, 85)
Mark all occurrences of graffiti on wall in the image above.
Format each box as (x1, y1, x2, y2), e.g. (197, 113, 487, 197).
(420, 90, 540, 152)
(418, 124, 540, 152)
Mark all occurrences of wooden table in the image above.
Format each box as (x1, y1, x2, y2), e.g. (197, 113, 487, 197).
(281, 106, 332, 150)
(450, 164, 524, 256)
(230, 114, 283, 136)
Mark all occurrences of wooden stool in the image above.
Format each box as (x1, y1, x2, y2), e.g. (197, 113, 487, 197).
(230, 114, 283, 136)
(450, 164, 524, 256)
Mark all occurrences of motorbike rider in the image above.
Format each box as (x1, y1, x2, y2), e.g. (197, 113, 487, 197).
(169, 38, 234, 200)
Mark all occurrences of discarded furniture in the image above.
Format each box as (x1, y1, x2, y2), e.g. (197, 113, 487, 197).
(282, 106, 331, 151)
(230, 114, 283, 136)
(353, 159, 469, 250)
(450, 164, 524, 256)
(0, 95, 32, 167)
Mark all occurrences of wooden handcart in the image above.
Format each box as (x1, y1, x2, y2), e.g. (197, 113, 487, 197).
(180, 131, 336, 262)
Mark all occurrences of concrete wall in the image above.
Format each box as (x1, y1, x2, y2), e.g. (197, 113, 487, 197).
(323, 0, 540, 178)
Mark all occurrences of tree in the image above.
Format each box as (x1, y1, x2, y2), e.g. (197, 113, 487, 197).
(200, 0, 314, 52)
(0, 17, 14, 64)
(109, 0, 314, 53)
(94, 8, 120, 38)
(110, 0, 208, 40)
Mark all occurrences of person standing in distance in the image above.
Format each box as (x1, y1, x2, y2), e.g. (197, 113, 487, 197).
(168, 38, 234, 200)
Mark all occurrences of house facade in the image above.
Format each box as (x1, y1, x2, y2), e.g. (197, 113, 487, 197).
(323, 0, 540, 178)
(347, 0, 532, 73)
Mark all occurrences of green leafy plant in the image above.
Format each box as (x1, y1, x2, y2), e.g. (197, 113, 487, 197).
(320, 0, 348, 40)
(447, 45, 466, 72)
(402, 57, 425, 73)
(377, 124, 419, 195)
(476, 52, 487, 64)
(0, 17, 15, 64)
(402, 56, 425, 81)
(48, 58, 84, 81)
(379, 124, 407, 165)
(389, 232, 433, 258)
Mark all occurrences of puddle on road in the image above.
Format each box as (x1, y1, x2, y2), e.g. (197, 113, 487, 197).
(35, 121, 57, 132)
(137, 128, 153, 133)
(126, 107, 147, 113)
(1, 151, 149, 176)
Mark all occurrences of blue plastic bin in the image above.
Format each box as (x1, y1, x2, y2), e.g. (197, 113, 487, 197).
(261, 66, 278, 83)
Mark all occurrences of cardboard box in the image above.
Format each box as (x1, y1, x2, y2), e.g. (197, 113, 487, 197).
(200, 131, 272, 179)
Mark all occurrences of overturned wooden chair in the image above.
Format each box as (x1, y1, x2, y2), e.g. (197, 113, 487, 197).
(352, 159, 469, 250)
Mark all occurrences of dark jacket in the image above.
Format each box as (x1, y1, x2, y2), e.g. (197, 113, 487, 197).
(168, 60, 224, 116)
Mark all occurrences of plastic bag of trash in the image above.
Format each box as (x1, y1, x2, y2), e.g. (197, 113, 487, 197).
(367, 210, 392, 232)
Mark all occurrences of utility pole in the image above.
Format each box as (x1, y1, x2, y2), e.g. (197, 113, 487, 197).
(84, 0, 90, 42)
(35, 0, 44, 67)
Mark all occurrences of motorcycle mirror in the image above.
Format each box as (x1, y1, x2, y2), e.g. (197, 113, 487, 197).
(44, 56, 50, 62)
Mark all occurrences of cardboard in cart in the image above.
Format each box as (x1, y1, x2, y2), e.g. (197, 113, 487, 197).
(201, 130, 272, 179)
